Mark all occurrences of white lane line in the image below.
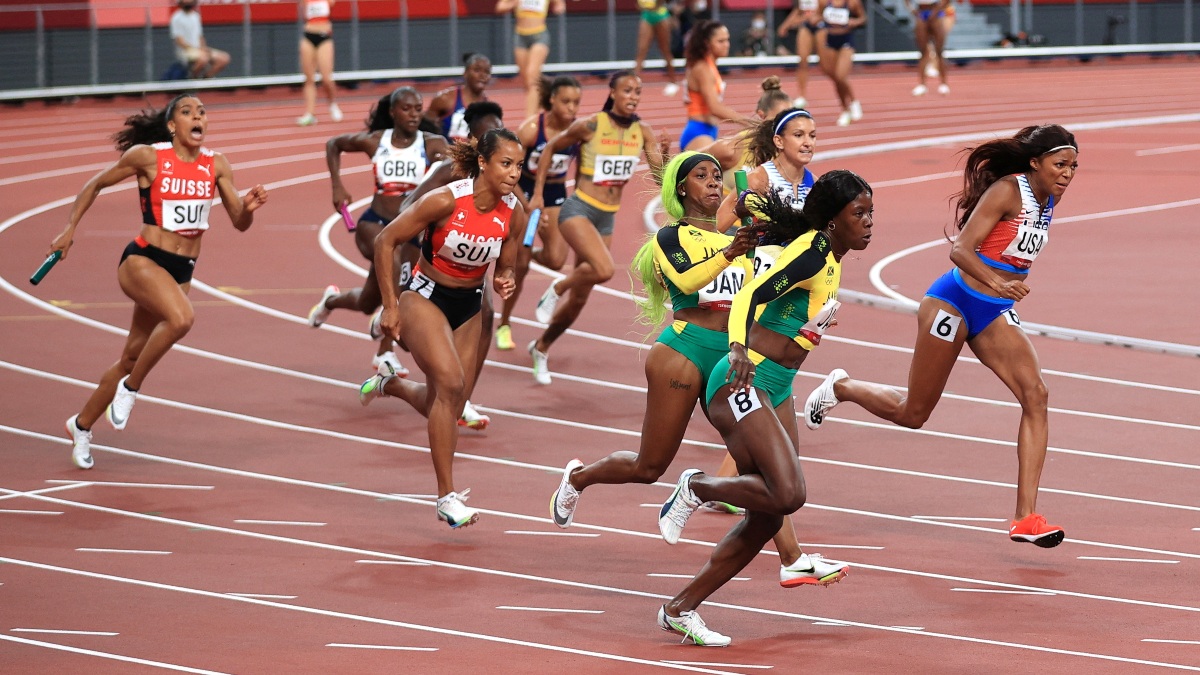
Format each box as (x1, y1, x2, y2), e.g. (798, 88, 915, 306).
(326, 643, 438, 651)
(661, 662, 773, 670)
(225, 593, 298, 599)
(892, 626, 926, 631)
(912, 516, 1008, 523)
(0, 509, 63, 515)
(354, 560, 432, 566)
(496, 606, 605, 614)
(1077, 557, 1179, 564)
(0, 634, 231, 674)
(76, 548, 172, 555)
(504, 530, 600, 538)
(811, 621, 853, 626)
(10, 628, 118, 636)
(951, 589, 1056, 596)
(1143, 640, 1200, 645)
(233, 520, 326, 527)
(45, 480, 214, 490)
(1136, 143, 1200, 156)
(648, 574, 751, 582)
(796, 544, 886, 550)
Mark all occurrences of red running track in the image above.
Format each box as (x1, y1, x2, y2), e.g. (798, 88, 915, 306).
(1, 58, 1199, 674)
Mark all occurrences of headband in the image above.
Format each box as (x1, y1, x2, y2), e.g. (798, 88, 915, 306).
(675, 153, 719, 189)
(1042, 144, 1077, 155)
(774, 109, 814, 137)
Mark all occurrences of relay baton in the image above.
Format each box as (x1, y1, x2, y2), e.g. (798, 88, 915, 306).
(734, 170, 756, 272)
(339, 202, 356, 232)
(29, 250, 62, 286)
(522, 208, 542, 247)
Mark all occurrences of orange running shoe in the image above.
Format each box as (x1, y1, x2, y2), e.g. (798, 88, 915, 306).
(1009, 513, 1065, 548)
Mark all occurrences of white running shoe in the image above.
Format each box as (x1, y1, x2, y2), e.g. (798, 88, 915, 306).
(657, 606, 731, 647)
(659, 468, 702, 545)
(105, 376, 137, 431)
(534, 283, 561, 324)
(925, 64, 940, 78)
(804, 368, 848, 430)
(849, 100, 863, 122)
(371, 351, 409, 378)
(458, 400, 490, 431)
(307, 285, 339, 327)
(66, 415, 93, 470)
(297, 113, 317, 126)
(368, 307, 384, 339)
(792, 96, 807, 108)
(528, 340, 552, 385)
(550, 459, 584, 528)
(780, 553, 850, 587)
(937, 83, 950, 95)
(358, 360, 397, 406)
(663, 82, 680, 97)
(329, 103, 343, 122)
(836, 111, 851, 127)
(912, 84, 928, 97)
(436, 489, 479, 528)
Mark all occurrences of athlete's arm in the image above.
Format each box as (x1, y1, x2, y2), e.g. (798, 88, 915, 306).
(847, 0, 867, 28)
(400, 161, 454, 212)
(532, 114, 592, 211)
(950, 177, 1029, 301)
(375, 188, 455, 340)
(639, 120, 665, 179)
(494, 0, 516, 13)
(422, 132, 449, 165)
(728, 234, 828, 347)
(494, 201, 527, 300)
(214, 152, 268, 232)
(51, 145, 155, 260)
(423, 88, 454, 127)
(326, 130, 379, 211)
(716, 166, 767, 232)
(692, 66, 741, 122)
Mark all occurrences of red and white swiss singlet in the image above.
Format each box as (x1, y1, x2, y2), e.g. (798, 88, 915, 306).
(140, 142, 217, 238)
(421, 178, 515, 281)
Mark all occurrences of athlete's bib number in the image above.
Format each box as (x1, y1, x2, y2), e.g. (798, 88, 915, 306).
(728, 386, 763, 422)
(518, 0, 547, 11)
(305, 0, 330, 20)
(930, 309, 963, 342)
(446, 110, 469, 143)
(698, 267, 742, 310)
(439, 229, 503, 269)
(529, 150, 572, 176)
(799, 0, 819, 11)
(637, 0, 659, 9)
(1001, 216, 1049, 264)
(1003, 308, 1021, 326)
(823, 6, 850, 25)
(593, 154, 637, 186)
(376, 158, 422, 191)
(161, 198, 211, 235)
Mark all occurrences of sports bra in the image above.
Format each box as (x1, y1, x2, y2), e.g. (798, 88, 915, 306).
(422, 178, 516, 281)
(762, 161, 815, 211)
(372, 129, 429, 197)
(975, 173, 1053, 274)
(442, 88, 471, 144)
(578, 112, 642, 187)
(685, 58, 725, 119)
(522, 113, 578, 183)
(304, 0, 331, 21)
(140, 142, 217, 239)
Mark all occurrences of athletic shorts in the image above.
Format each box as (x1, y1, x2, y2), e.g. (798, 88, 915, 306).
(404, 268, 483, 331)
(924, 267, 1014, 340)
(917, 6, 945, 21)
(516, 29, 550, 50)
(641, 6, 670, 25)
(559, 192, 616, 237)
(656, 320, 730, 386)
(303, 31, 331, 48)
(120, 236, 196, 285)
(705, 350, 798, 409)
(801, 21, 825, 33)
(679, 119, 720, 151)
(826, 32, 855, 50)
(518, 175, 568, 207)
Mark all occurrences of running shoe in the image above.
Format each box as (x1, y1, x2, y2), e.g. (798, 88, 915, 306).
(307, 285, 339, 327)
(657, 605, 731, 647)
(849, 100, 863, 122)
(65, 415, 93, 470)
(297, 113, 317, 126)
(804, 368, 847, 430)
(925, 64, 940, 78)
(659, 468, 702, 545)
(912, 84, 928, 97)
(494, 324, 515, 351)
(550, 459, 584, 528)
(836, 111, 852, 127)
(436, 489, 479, 528)
(368, 307, 384, 339)
(371, 351, 409, 378)
(780, 553, 849, 588)
(105, 376, 137, 431)
(792, 96, 807, 108)
(663, 82, 681, 97)
(458, 401, 490, 431)
(1009, 513, 1065, 548)
(358, 360, 397, 406)
(700, 501, 745, 516)
(329, 103, 344, 122)
(528, 340, 552, 385)
(937, 83, 950, 95)
(534, 283, 561, 324)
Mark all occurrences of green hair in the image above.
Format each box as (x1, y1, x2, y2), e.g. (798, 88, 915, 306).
(629, 235, 669, 329)
(659, 151, 718, 221)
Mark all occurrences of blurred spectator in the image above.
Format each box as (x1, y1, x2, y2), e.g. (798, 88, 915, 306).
(741, 11, 771, 57)
(169, 0, 229, 78)
(670, 0, 712, 58)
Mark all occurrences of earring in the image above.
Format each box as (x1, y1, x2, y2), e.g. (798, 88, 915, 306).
(681, 191, 687, 197)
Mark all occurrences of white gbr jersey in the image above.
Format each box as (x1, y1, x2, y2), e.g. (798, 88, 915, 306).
(373, 129, 428, 197)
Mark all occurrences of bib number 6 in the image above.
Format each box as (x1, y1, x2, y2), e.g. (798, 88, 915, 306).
(727, 387, 763, 422)
(929, 309, 962, 343)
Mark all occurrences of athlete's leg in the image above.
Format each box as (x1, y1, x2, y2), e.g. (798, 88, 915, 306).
(76, 302, 160, 429)
(299, 39, 317, 118)
(316, 40, 337, 104)
(116, 257, 195, 391)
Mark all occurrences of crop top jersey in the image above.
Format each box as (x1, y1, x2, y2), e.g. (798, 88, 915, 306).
(578, 112, 643, 187)
(823, 0, 853, 30)
(974, 173, 1053, 274)
(140, 142, 217, 239)
(516, 0, 549, 33)
(763, 161, 814, 211)
(421, 178, 516, 281)
(373, 129, 430, 197)
(653, 223, 747, 313)
(728, 230, 840, 351)
(304, 0, 330, 21)
(685, 58, 725, 119)
(442, 88, 471, 144)
(521, 113, 578, 184)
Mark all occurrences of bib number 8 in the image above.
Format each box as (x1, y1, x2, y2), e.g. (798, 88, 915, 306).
(727, 386, 763, 422)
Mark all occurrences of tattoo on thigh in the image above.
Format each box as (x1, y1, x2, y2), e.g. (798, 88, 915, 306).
(669, 379, 691, 391)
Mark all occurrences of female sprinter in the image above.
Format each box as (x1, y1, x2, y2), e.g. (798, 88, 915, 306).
(679, 20, 740, 153)
(495, 0, 566, 117)
(655, 171, 872, 646)
(55, 94, 268, 469)
(698, 76, 791, 195)
(495, 76, 581, 352)
(526, 70, 665, 385)
(309, 87, 447, 376)
(715, 107, 817, 232)
(777, 0, 825, 108)
(818, 0, 865, 126)
(908, 0, 951, 95)
(633, 0, 681, 96)
(425, 53, 493, 145)
(297, 0, 341, 126)
(804, 125, 1077, 548)
(360, 128, 526, 528)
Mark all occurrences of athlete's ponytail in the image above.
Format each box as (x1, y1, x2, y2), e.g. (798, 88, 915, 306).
(630, 236, 671, 329)
(112, 93, 193, 152)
